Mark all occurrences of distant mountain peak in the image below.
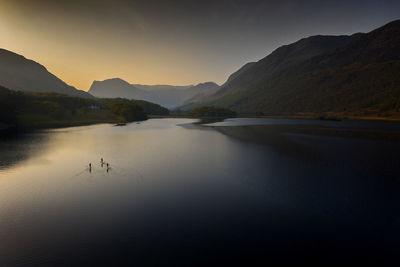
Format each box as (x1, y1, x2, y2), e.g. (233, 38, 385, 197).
(196, 81, 219, 86)
(92, 78, 132, 87)
(103, 77, 129, 83)
(89, 78, 219, 108)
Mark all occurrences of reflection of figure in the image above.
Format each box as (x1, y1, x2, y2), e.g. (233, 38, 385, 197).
(106, 163, 111, 173)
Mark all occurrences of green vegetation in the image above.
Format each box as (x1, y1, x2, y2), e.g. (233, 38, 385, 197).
(169, 109, 190, 116)
(190, 106, 236, 118)
(133, 100, 170, 116)
(0, 86, 169, 130)
(183, 20, 400, 120)
(108, 100, 147, 122)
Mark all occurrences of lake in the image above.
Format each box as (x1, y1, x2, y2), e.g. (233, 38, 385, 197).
(0, 118, 399, 266)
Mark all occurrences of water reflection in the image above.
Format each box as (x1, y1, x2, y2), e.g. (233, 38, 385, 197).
(0, 118, 399, 266)
(0, 131, 50, 171)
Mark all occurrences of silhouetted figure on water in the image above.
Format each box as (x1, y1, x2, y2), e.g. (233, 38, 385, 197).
(88, 160, 111, 173)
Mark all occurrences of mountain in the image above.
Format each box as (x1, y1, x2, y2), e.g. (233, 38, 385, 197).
(88, 78, 150, 100)
(0, 49, 92, 98)
(181, 19, 400, 117)
(89, 79, 219, 108)
(223, 62, 256, 86)
(181, 63, 258, 108)
(131, 81, 219, 108)
(132, 84, 192, 91)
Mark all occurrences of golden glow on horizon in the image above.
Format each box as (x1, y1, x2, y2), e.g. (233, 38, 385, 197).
(2, 0, 394, 91)
(0, 0, 231, 90)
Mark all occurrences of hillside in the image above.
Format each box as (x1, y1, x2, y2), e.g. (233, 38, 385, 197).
(132, 84, 192, 91)
(181, 62, 258, 108)
(89, 78, 219, 108)
(0, 49, 92, 98)
(88, 78, 150, 100)
(0, 85, 168, 130)
(181, 19, 400, 118)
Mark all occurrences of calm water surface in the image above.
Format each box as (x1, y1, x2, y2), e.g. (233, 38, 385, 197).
(0, 118, 399, 266)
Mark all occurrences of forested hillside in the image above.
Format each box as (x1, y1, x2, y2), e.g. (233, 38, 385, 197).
(181, 20, 400, 118)
(0, 86, 169, 129)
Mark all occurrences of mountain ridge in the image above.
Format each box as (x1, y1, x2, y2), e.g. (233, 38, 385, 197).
(89, 78, 219, 108)
(181, 19, 400, 117)
(0, 48, 93, 98)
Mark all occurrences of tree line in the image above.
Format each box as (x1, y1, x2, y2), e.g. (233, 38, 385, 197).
(0, 86, 169, 129)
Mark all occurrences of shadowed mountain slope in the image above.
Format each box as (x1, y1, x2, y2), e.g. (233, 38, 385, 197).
(0, 49, 92, 98)
(181, 19, 400, 117)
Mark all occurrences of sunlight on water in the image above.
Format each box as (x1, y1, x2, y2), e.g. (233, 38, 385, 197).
(0, 118, 399, 265)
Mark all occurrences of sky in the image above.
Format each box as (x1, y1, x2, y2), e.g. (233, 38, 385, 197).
(0, 0, 399, 90)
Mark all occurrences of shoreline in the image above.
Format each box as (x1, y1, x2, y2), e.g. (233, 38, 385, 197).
(247, 115, 400, 122)
(0, 119, 125, 134)
(3, 114, 400, 134)
(150, 114, 400, 122)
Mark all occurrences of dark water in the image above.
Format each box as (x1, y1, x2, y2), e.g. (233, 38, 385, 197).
(0, 118, 399, 266)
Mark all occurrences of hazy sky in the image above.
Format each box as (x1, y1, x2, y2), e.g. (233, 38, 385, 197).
(1, 0, 399, 90)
